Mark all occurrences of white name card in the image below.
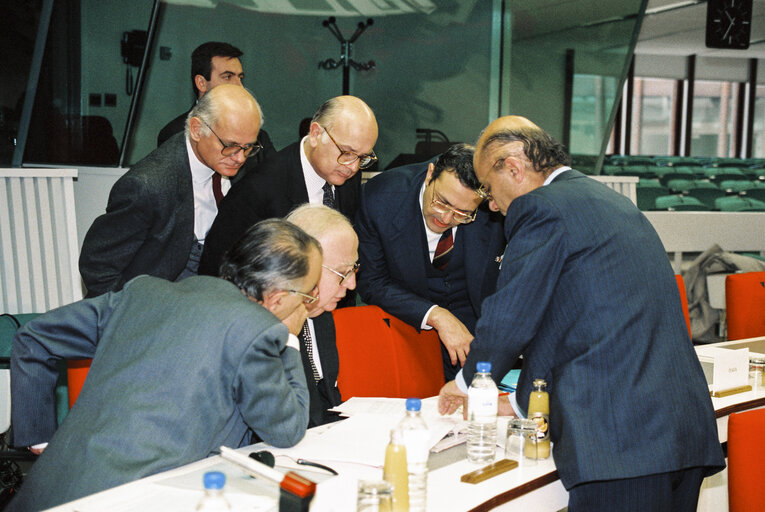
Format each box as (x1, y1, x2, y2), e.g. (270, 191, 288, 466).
(695, 346, 749, 394)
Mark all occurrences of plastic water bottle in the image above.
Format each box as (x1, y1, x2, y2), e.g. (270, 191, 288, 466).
(398, 398, 429, 512)
(196, 471, 232, 511)
(467, 361, 498, 464)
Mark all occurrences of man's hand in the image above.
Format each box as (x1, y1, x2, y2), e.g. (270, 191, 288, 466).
(438, 380, 468, 419)
(498, 394, 517, 418)
(427, 307, 473, 367)
(282, 304, 309, 336)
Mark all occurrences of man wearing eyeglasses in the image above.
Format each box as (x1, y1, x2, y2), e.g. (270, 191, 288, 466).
(286, 204, 359, 426)
(156, 41, 276, 169)
(79, 84, 262, 297)
(356, 143, 506, 380)
(198, 95, 377, 278)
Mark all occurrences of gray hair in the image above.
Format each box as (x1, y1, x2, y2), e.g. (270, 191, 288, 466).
(184, 87, 264, 138)
(219, 219, 321, 300)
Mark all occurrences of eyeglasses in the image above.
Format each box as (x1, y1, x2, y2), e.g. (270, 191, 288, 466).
(322, 262, 360, 286)
(477, 185, 493, 202)
(322, 126, 378, 169)
(430, 181, 477, 224)
(288, 287, 320, 304)
(202, 120, 263, 158)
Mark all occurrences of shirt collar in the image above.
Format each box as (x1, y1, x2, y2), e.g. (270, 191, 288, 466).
(543, 166, 571, 186)
(300, 135, 328, 198)
(186, 136, 215, 183)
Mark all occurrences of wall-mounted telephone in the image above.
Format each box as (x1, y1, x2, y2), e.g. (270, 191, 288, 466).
(121, 30, 147, 67)
(121, 30, 147, 96)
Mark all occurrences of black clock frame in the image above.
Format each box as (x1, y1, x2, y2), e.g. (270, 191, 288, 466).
(705, 0, 753, 50)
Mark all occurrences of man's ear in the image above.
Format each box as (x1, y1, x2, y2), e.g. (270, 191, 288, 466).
(194, 74, 208, 96)
(259, 288, 287, 315)
(425, 162, 435, 184)
(188, 117, 203, 142)
(307, 122, 323, 147)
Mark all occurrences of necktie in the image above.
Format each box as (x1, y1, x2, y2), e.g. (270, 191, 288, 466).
(433, 229, 454, 271)
(300, 322, 321, 383)
(322, 182, 337, 210)
(212, 173, 223, 207)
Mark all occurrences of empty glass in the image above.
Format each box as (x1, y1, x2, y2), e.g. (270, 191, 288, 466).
(505, 418, 539, 467)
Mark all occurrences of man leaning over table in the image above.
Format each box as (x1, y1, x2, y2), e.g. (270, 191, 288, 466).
(8, 219, 320, 511)
(286, 203, 359, 427)
(438, 116, 725, 511)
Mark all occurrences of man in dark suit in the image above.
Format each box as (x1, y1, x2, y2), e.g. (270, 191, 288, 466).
(79, 85, 262, 297)
(355, 144, 506, 380)
(286, 204, 359, 426)
(199, 95, 377, 276)
(438, 116, 724, 511)
(156, 41, 275, 168)
(9, 219, 321, 511)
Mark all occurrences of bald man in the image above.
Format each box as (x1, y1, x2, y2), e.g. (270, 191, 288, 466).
(80, 84, 263, 297)
(286, 204, 359, 426)
(199, 95, 378, 276)
(438, 116, 724, 511)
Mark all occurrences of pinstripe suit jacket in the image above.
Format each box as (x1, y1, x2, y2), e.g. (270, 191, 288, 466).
(462, 170, 724, 488)
(9, 275, 309, 510)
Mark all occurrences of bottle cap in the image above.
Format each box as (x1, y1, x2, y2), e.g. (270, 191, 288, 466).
(476, 361, 491, 373)
(405, 398, 422, 411)
(203, 471, 226, 490)
(533, 378, 547, 389)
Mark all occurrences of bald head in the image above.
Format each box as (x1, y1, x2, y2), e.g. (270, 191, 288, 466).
(306, 96, 379, 186)
(473, 116, 570, 215)
(286, 203, 359, 316)
(186, 84, 262, 178)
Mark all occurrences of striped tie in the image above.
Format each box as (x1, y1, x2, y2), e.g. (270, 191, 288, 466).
(300, 322, 321, 383)
(433, 229, 454, 271)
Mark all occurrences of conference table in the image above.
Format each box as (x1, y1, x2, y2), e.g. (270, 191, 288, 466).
(44, 336, 765, 512)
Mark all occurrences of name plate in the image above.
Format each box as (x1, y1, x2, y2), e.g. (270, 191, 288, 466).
(695, 346, 750, 395)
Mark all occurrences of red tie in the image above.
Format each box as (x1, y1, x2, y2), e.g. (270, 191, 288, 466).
(433, 229, 453, 271)
(212, 173, 223, 207)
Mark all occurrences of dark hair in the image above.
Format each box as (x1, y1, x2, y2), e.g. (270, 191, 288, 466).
(310, 97, 342, 127)
(191, 42, 243, 96)
(431, 143, 480, 190)
(480, 127, 571, 171)
(219, 219, 321, 301)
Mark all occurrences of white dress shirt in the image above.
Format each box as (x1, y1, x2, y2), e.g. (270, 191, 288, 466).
(299, 136, 333, 206)
(186, 137, 231, 243)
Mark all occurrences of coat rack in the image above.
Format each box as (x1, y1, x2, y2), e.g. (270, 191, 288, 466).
(318, 17, 375, 95)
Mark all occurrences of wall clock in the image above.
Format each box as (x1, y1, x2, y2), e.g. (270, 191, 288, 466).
(706, 0, 753, 49)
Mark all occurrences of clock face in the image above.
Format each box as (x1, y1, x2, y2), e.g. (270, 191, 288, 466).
(705, 0, 753, 49)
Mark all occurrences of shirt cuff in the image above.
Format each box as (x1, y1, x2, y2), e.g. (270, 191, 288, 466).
(286, 333, 300, 352)
(31, 442, 48, 451)
(455, 369, 468, 394)
(508, 392, 524, 418)
(421, 305, 438, 330)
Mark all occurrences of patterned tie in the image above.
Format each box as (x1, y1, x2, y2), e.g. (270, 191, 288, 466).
(322, 182, 337, 210)
(211, 173, 223, 207)
(300, 322, 321, 383)
(433, 228, 454, 271)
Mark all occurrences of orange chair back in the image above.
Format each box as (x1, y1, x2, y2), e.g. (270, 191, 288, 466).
(728, 408, 765, 511)
(332, 305, 445, 401)
(675, 274, 692, 338)
(725, 271, 765, 340)
(67, 359, 92, 408)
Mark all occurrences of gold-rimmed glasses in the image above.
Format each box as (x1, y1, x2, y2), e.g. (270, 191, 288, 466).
(430, 181, 477, 224)
(322, 126, 378, 169)
(322, 262, 360, 286)
(288, 287, 320, 304)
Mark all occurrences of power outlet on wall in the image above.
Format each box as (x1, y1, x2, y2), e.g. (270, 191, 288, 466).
(88, 93, 102, 107)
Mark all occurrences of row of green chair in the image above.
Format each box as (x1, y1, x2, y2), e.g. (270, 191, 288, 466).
(650, 193, 765, 211)
(637, 178, 765, 210)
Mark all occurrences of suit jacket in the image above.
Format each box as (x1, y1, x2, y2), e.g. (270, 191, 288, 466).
(79, 133, 196, 297)
(8, 275, 309, 511)
(199, 141, 362, 276)
(462, 170, 725, 489)
(355, 161, 505, 330)
(157, 109, 276, 176)
(300, 313, 343, 427)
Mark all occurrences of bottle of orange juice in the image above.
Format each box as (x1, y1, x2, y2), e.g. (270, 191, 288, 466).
(525, 379, 550, 459)
(383, 428, 409, 511)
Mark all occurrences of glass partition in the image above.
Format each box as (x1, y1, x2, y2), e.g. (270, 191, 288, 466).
(506, 1, 647, 163)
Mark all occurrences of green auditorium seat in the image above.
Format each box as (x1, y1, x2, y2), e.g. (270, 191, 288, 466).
(719, 180, 755, 194)
(714, 196, 765, 212)
(685, 181, 724, 210)
(701, 167, 748, 183)
(665, 178, 695, 193)
(654, 194, 710, 211)
(636, 180, 669, 211)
